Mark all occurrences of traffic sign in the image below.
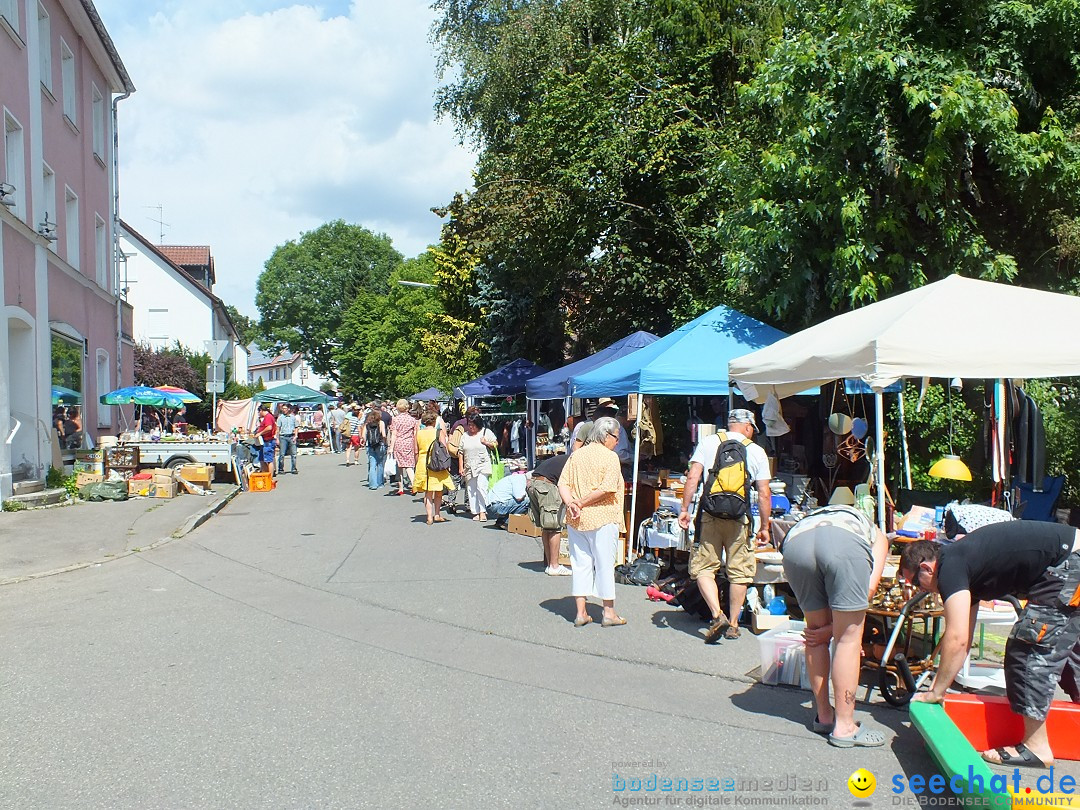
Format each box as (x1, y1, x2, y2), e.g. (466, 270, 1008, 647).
(205, 340, 230, 361)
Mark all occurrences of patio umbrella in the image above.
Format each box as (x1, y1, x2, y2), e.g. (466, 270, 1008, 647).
(51, 385, 82, 405)
(153, 385, 201, 403)
(100, 386, 185, 408)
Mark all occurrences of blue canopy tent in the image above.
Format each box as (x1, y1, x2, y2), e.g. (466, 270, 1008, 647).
(571, 306, 789, 397)
(569, 305, 793, 561)
(409, 387, 448, 401)
(526, 331, 658, 401)
(454, 358, 549, 399)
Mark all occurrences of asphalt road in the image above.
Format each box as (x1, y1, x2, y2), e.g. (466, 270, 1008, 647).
(0, 452, 1037, 809)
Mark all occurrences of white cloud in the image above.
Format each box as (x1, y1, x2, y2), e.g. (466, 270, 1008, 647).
(96, 0, 476, 316)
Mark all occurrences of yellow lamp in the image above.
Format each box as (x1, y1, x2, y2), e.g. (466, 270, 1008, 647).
(929, 454, 972, 481)
(828, 485, 856, 505)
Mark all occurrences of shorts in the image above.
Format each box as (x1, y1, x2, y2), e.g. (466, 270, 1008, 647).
(260, 440, 277, 465)
(690, 513, 754, 584)
(1004, 552, 1080, 721)
(782, 524, 872, 613)
(349, 435, 361, 448)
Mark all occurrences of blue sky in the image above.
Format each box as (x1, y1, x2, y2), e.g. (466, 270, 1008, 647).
(94, 0, 477, 317)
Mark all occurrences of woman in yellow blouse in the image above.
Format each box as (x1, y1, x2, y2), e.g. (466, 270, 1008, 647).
(414, 411, 455, 524)
(558, 416, 627, 627)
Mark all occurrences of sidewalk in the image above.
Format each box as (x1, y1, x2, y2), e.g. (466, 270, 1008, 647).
(0, 484, 239, 585)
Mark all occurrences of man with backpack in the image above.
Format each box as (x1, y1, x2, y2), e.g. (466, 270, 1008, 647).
(678, 409, 772, 642)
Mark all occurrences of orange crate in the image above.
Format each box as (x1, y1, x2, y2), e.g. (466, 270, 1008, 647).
(248, 472, 275, 492)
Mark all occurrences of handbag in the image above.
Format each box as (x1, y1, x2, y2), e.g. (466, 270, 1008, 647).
(254, 434, 264, 447)
(427, 425, 452, 471)
(488, 447, 505, 486)
(384, 455, 398, 476)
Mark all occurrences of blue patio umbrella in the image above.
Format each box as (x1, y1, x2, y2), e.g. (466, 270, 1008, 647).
(100, 385, 185, 408)
(52, 385, 82, 405)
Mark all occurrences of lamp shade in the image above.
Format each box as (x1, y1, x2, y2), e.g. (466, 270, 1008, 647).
(828, 486, 856, 506)
(929, 455, 972, 481)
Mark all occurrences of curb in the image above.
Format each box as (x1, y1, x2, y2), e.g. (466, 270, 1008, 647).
(0, 485, 242, 587)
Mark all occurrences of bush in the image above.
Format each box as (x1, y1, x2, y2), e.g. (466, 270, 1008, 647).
(2, 500, 27, 512)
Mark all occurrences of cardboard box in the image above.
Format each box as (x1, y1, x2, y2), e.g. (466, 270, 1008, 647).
(127, 479, 151, 497)
(153, 471, 174, 486)
(76, 472, 103, 488)
(751, 611, 791, 634)
(152, 482, 177, 499)
(178, 464, 213, 487)
(74, 460, 105, 474)
(507, 513, 542, 538)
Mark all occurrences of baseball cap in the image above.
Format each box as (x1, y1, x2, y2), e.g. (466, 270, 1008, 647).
(727, 408, 758, 430)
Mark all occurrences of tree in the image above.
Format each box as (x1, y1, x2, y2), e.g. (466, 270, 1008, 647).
(335, 254, 463, 398)
(255, 220, 403, 378)
(225, 305, 260, 346)
(723, 0, 1080, 328)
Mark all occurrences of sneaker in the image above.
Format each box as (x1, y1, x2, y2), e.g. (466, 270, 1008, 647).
(546, 565, 572, 577)
(703, 615, 731, 644)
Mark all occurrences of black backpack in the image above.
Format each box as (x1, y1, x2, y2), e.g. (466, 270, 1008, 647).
(427, 426, 452, 471)
(365, 423, 384, 449)
(700, 431, 753, 520)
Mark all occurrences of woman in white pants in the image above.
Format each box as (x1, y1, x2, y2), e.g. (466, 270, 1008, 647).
(557, 417, 627, 627)
(458, 415, 498, 520)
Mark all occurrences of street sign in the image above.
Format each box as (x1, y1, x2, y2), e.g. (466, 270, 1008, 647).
(206, 362, 226, 393)
(205, 340, 230, 361)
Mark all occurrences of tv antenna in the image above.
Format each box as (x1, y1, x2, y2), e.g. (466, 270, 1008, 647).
(144, 204, 170, 243)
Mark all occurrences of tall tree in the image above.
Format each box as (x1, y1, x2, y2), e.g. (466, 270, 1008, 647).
(255, 220, 402, 378)
(224, 305, 259, 346)
(723, 0, 1080, 327)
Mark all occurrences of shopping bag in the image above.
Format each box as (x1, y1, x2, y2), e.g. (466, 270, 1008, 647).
(384, 455, 398, 476)
(488, 448, 505, 486)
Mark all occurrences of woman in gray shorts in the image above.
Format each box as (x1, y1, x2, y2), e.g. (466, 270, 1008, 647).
(782, 505, 888, 747)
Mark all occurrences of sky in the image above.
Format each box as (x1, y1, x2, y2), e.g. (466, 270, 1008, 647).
(94, 0, 477, 317)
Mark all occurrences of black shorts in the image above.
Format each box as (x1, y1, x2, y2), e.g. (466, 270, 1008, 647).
(1004, 551, 1080, 720)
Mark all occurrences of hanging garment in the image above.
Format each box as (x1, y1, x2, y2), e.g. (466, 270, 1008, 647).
(1029, 394, 1046, 491)
(762, 393, 791, 437)
(1015, 391, 1030, 485)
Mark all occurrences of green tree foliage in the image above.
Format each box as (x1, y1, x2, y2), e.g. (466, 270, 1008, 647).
(255, 220, 402, 378)
(724, 0, 1080, 327)
(225, 305, 260, 346)
(335, 254, 461, 398)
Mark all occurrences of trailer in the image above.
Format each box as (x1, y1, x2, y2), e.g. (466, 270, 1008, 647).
(120, 440, 235, 471)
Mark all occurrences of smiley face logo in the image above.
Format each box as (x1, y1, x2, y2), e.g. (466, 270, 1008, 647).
(848, 768, 876, 798)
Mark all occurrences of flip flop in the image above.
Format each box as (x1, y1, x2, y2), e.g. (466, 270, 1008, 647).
(828, 726, 886, 748)
(573, 616, 593, 627)
(983, 744, 1050, 769)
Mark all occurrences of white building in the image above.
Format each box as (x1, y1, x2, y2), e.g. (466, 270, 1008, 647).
(118, 221, 247, 382)
(248, 345, 331, 392)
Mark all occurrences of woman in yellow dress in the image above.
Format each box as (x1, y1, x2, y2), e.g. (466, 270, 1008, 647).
(414, 411, 455, 524)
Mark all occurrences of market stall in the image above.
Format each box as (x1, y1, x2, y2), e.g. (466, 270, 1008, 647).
(526, 330, 658, 459)
(455, 359, 549, 464)
(569, 304, 796, 562)
(729, 274, 1080, 526)
(409, 387, 449, 402)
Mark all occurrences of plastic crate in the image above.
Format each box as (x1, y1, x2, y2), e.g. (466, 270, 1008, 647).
(248, 472, 275, 492)
(756, 620, 810, 688)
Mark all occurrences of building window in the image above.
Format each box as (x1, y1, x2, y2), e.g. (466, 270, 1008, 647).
(60, 38, 76, 125)
(95, 215, 107, 288)
(0, 0, 19, 37)
(64, 187, 78, 269)
(91, 84, 104, 158)
(148, 308, 168, 349)
(3, 110, 25, 218)
(42, 162, 55, 249)
(37, 4, 51, 91)
(96, 349, 111, 426)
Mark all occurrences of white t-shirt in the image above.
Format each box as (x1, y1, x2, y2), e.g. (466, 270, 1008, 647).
(689, 431, 770, 483)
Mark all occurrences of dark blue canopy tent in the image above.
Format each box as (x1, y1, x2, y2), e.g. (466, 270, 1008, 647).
(409, 387, 448, 401)
(525, 331, 659, 401)
(454, 358, 548, 399)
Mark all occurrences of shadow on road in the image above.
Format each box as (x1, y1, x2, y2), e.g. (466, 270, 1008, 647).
(540, 596, 582, 624)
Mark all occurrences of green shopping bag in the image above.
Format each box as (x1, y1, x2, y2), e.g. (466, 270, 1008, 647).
(488, 447, 505, 486)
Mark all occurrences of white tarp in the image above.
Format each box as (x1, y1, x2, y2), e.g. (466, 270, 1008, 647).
(729, 274, 1080, 402)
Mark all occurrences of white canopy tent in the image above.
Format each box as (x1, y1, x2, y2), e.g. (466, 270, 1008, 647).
(729, 275, 1080, 526)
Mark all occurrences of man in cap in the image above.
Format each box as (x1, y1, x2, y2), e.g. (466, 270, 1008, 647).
(679, 408, 772, 642)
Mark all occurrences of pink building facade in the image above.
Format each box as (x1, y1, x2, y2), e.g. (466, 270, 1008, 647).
(1, 0, 135, 498)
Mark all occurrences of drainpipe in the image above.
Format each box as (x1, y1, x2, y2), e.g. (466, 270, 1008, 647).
(112, 90, 132, 414)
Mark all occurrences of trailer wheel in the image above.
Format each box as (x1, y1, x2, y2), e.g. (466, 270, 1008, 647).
(165, 456, 197, 469)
